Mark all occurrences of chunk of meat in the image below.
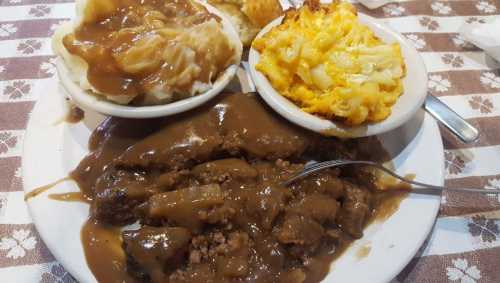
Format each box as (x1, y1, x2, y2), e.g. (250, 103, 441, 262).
(92, 168, 158, 225)
(157, 169, 190, 190)
(288, 193, 339, 223)
(215, 232, 250, 278)
(294, 169, 345, 199)
(147, 184, 224, 231)
(254, 238, 286, 271)
(71, 117, 165, 199)
(116, 109, 223, 169)
(191, 158, 258, 184)
(244, 184, 291, 230)
(336, 182, 372, 238)
(123, 226, 191, 282)
(218, 94, 310, 159)
(277, 215, 324, 245)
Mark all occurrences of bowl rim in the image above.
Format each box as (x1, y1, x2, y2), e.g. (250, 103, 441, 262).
(248, 13, 429, 138)
(57, 60, 240, 119)
(56, 0, 242, 119)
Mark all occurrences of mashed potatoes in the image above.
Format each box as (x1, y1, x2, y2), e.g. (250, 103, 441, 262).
(253, 2, 406, 125)
(53, 0, 241, 106)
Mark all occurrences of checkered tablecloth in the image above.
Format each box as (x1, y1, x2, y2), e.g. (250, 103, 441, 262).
(0, 0, 499, 282)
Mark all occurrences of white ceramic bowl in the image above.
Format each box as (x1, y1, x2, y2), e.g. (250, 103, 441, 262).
(249, 14, 428, 138)
(56, 1, 242, 119)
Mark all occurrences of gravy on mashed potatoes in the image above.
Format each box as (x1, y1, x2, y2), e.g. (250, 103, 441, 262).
(53, 0, 241, 106)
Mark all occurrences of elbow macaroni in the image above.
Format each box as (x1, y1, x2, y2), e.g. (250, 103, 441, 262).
(253, 2, 406, 125)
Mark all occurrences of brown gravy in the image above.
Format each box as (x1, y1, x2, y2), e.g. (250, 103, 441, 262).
(355, 244, 372, 260)
(71, 93, 409, 283)
(66, 105, 85, 124)
(63, 0, 236, 104)
(80, 191, 408, 283)
(48, 192, 90, 203)
(81, 219, 137, 283)
(371, 190, 409, 224)
(24, 177, 72, 201)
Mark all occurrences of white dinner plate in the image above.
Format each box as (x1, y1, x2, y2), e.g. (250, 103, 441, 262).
(23, 83, 443, 283)
(249, 14, 428, 138)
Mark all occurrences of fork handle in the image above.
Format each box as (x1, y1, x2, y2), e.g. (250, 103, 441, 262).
(424, 95, 479, 143)
(284, 160, 500, 195)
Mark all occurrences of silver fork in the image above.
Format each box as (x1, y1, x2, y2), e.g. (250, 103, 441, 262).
(282, 160, 500, 195)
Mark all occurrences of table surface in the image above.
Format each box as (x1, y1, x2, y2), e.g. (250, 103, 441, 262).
(0, 0, 499, 282)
